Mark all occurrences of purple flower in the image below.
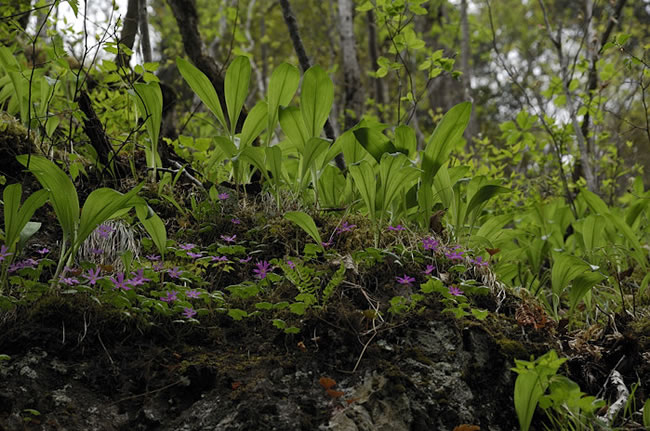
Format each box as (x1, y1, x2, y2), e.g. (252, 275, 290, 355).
(422, 264, 436, 276)
(84, 268, 101, 285)
(168, 267, 182, 279)
(0, 244, 12, 262)
(110, 272, 131, 291)
(448, 285, 463, 296)
(96, 224, 115, 239)
(337, 221, 356, 234)
(231, 218, 241, 225)
(387, 224, 406, 232)
(396, 274, 416, 286)
(10, 258, 39, 272)
(152, 262, 164, 272)
(179, 243, 196, 251)
(60, 276, 79, 286)
(472, 256, 489, 267)
(90, 248, 104, 255)
(218, 192, 229, 200)
(422, 237, 439, 251)
(445, 246, 464, 261)
(221, 234, 237, 243)
(161, 290, 178, 303)
(321, 240, 333, 249)
(286, 260, 295, 270)
(146, 254, 160, 261)
(187, 251, 203, 259)
(183, 307, 197, 318)
(210, 255, 229, 263)
(239, 256, 252, 263)
(36, 247, 50, 255)
(253, 260, 272, 279)
(129, 268, 150, 286)
(186, 289, 200, 299)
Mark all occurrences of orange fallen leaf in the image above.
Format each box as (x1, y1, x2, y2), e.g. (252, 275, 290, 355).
(453, 425, 480, 431)
(319, 377, 336, 390)
(231, 381, 242, 390)
(297, 341, 307, 352)
(326, 388, 345, 398)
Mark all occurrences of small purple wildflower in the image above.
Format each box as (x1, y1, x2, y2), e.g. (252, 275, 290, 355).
(60, 276, 79, 286)
(321, 240, 333, 249)
(286, 260, 295, 270)
(448, 285, 463, 296)
(110, 272, 131, 291)
(387, 224, 406, 232)
(183, 307, 197, 319)
(90, 248, 104, 255)
(152, 262, 164, 272)
(472, 256, 489, 267)
(396, 274, 416, 286)
(231, 218, 241, 225)
(146, 254, 160, 261)
(161, 290, 178, 303)
(179, 243, 196, 251)
(84, 268, 101, 285)
(168, 267, 182, 279)
(253, 260, 272, 279)
(337, 221, 357, 234)
(0, 245, 12, 262)
(96, 224, 115, 239)
(422, 237, 439, 251)
(218, 192, 229, 200)
(221, 234, 237, 243)
(187, 251, 203, 259)
(422, 264, 436, 276)
(129, 268, 150, 286)
(36, 247, 50, 255)
(239, 256, 252, 263)
(210, 255, 229, 262)
(10, 258, 39, 272)
(445, 246, 464, 261)
(186, 289, 201, 299)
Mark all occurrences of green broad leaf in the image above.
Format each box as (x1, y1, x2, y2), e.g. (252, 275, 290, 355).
(255, 302, 274, 310)
(17, 155, 80, 243)
(643, 398, 650, 428)
(349, 160, 377, 224)
(300, 137, 329, 189)
(377, 153, 419, 222)
(353, 127, 397, 163)
(551, 253, 591, 297)
(66, 0, 79, 16)
(132, 82, 163, 169)
(568, 271, 606, 314)
(394, 125, 417, 159)
(225, 56, 251, 135)
(513, 370, 544, 431)
(471, 308, 489, 320)
(340, 130, 373, 166)
(289, 302, 307, 315)
(177, 57, 228, 131)
(136, 204, 167, 258)
(76, 185, 144, 250)
(579, 214, 606, 252)
(267, 63, 300, 142)
(272, 318, 287, 329)
(18, 221, 41, 251)
(318, 165, 346, 208)
(228, 308, 249, 320)
(266, 145, 285, 189)
(300, 65, 333, 137)
(580, 189, 610, 215)
(0, 354, 10, 361)
(285, 211, 323, 249)
(213, 136, 238, 156)
(604, 212, 647, 270)
(3, 184, 48, 251)
(285, 326, 300, 334)
(420, 278, 444, 294)
(239, 146, 269, 181)
(279, 106, 310, 152)
(239, 100, 268, 148)
(465, 184, 510, 222)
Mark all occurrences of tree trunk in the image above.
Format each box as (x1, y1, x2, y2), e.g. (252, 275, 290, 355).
(460, 0, 478, 144)
(116, 0, 140, 67)
(366, 10, 384, 121)
(337, 0, 364, 129)
(139, 0, 152, 63)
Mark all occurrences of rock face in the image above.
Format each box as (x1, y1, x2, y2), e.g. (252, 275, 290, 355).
(0, 295, 540, 430)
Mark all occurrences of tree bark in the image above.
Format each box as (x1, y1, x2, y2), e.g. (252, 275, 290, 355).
(460, 0, 478, 143)
(139, 0, 152, 63)
(337, 0, 364, 129)
(116, 0, 140, 67)
(77, 90, 115, 167)
(366, 10, 384, 121)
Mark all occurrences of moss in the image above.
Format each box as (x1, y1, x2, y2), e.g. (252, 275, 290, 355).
(495, 337, 529, 359)
(405, 347, 436, 367)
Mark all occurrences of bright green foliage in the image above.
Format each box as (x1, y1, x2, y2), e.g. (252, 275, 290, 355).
(224, 56, 251, 136)
(131, 82, 163, 179)
(284, 211, 324, 251)
(177, 57, 228, 133)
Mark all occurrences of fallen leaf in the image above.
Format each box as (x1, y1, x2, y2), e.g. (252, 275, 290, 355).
(326, 388, 345, 398)
(453, 425, 480, 431)
(319, 376, 336, 390)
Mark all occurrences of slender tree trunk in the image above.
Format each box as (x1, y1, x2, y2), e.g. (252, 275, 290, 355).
(139, 0, 152, 63)
(460, 0, 478, 144)
(116, 0, 140, 67)
(278, 0, 345, 171)
(336, 0, 364, 129)
(366, 10, 384, 121)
